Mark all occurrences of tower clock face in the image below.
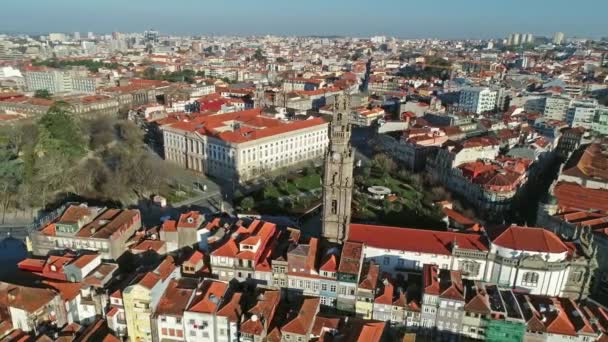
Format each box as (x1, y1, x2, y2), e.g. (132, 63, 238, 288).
(332, 152, 341, 161)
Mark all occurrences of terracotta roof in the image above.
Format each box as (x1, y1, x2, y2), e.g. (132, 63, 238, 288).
(319, 254, 338, 273)
(187, 280, 228, 314)
(374, 280, 394, 305)
(43, 280, 81, 302)
(338, 241, 362, 275)
(0, 282, 57, 313)
(348, 224, 489, 255)
(76, 208, 140, 239)
(155, 279, 196, 316)
(177, 211, 203, 229)
(185, 251, 204, 265)
(136, 272, 160, 290)
(554, 182, 608, 213)
(216, 292, 242, 322)
(491, 225, 568, 254)
(70, 254, 99, 269)
(240, 290, 281, 336)
(342, 319, 385, 342)
(358, 262, 380, 290)
(281, 296, 320, 335)
(161, 220, 177, 232)
(311, 315, 341, 337)
(562, 143, 608, 182)
(165, 108, 327, 144)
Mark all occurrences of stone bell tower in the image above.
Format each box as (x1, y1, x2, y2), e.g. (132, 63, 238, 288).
(321, 94, 354, 244)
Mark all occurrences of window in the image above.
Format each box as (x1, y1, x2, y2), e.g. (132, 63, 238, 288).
(383, 257, 390, 265)
(190, 330, 196, 337)
(459, 260, 480, 277)
(522, 272, 540, 286)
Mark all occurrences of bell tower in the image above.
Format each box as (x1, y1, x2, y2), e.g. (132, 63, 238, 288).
(321, 94, 354, 244)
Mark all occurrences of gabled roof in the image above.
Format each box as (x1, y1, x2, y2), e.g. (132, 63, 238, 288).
(155, 279, 196, 317)
(374, 280, 394, 305)
(187, 280, 228, 314)
(281, 296, 320, 335)
(358, 262, 380, 290)
(319, 254, 338, 273)
(216, 292, 242, 323)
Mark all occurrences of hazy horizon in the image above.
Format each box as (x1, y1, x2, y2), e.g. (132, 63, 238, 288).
(1, 0, 606, 39)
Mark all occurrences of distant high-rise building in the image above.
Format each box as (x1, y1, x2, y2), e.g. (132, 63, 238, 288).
(144, 29, 160, 53)
(87, 32, 94, 39)
(523, 33, 535, 44)
(73, 32, 81, 41)
(512, 33, 521, 46)
(553, 32, 566, 45)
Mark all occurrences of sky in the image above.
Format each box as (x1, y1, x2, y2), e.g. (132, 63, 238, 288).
(1, 0, 606, 39)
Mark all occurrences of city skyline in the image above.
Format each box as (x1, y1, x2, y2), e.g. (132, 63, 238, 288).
(1, 0, 607, 39)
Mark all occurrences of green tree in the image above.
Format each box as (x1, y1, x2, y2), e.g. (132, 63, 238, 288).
(0, 139, 24, 222)
(253, 48, 266, 62)
(36, 102, 86, 160)
(373, 154, 397, 176)
(241, 197, 255, 211)
(34, 89, 53, 99)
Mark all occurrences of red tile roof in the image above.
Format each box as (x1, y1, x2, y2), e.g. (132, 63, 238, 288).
(491, 226, 568, 254)
(165, 108, 327, 144)
(554, 182, 608, 213)
(216, 292, 242, 322)
(281, 297, 320, 335)
(348, 224, 488, 255)
(187, 280, 228, 314)
(155, 279, 195, 316)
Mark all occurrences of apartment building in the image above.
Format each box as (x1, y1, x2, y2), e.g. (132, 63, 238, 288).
(123, 257, 179, 342)
(24, 68, 97, 94)
(458, 87, 498, 114)
(566, 99, 599, 129)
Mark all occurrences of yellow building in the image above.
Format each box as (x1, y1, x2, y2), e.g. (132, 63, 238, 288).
(123, 257, 178, 342)
(355, 262, 379, 319)
(123, 272, 159, 342)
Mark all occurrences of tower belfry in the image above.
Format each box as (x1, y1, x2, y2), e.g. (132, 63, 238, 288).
(321, 94, 354, 244)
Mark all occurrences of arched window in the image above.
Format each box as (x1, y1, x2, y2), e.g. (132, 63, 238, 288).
(522, 272, 539, 286)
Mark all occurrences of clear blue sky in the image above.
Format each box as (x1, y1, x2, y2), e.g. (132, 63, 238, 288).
(1, 0, 606, 39)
